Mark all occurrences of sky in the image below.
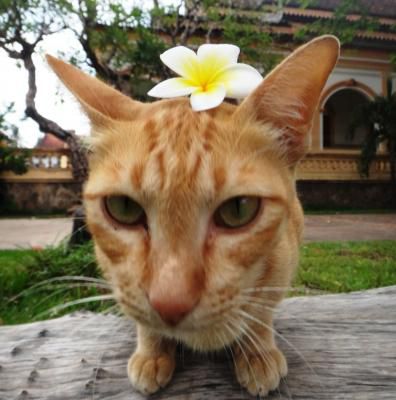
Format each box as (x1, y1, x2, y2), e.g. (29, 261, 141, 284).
(0, 0, 178, 148)
(0, 29, 91, 148)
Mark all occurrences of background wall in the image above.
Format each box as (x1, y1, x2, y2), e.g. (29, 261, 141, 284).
(297, 180, 396, 210)
(0, 181, 82, 215)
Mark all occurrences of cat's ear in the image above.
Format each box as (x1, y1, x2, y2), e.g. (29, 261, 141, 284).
(46, 55, 142, 128)
(235, 35, 340, 165)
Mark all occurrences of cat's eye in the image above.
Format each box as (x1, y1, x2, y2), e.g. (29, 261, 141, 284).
(214, 196, 261, 229)
(104, 195, 146, 227)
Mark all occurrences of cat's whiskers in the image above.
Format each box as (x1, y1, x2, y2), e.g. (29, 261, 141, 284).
(240, 316, 295, 400)
(235, 295, 279, 313)
(35, 294, 115, 320)
(237, 316, 273, 367)
(241, 285, 320, 298)
(217, 322, 247, 397)
(236, 295, 324, 330)
(229, 318, 262, 365)
(10, 276, 111, 304)
(229, 312, 278, 393)
(229, 314, 293, 399)
(239, 295, 278, 308)
(31, 283, 111, 313)
(236, 308, 323, 387)
(224, 319, 261, 396)
(51, 282, 111, 291)
(241, 286, 295, 293)
(97, 303, 120, 316)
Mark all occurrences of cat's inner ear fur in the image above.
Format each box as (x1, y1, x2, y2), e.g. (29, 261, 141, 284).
(46, 55, 143, 128)
(235, 35, 340, 165)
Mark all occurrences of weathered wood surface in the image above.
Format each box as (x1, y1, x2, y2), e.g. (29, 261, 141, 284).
(1, 286, 395, 400)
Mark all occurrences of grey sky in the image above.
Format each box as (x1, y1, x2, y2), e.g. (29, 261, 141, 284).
(0, 29, 91, 148)
(0, 0, 172, 148)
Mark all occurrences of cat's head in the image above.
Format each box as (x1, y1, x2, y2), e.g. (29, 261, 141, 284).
(48, 36, 339, 350)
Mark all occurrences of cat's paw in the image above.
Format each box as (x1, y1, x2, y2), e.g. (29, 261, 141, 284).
(127, 351, 175, 395)
(234, 346, 287, 397)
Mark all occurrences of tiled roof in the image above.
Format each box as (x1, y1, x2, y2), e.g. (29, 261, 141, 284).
(234, 1, 396, 19)
(286, 0, 396, 19)
(35, 133, 68, 150)
(222, 1, 396, 49)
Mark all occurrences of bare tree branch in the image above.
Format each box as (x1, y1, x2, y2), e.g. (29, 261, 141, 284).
(23, 48, 88, 181)
(0, 0, 88, 181)
(0, 43, 20, 58)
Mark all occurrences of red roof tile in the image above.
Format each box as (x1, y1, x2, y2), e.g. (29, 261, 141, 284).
(35, 133, 68, 150)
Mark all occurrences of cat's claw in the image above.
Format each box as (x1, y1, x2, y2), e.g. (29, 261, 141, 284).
(128, 351, 175, 394)
(234, 346, 287, 397)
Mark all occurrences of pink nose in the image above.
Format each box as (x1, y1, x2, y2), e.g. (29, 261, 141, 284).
(149, 295, 197, 326)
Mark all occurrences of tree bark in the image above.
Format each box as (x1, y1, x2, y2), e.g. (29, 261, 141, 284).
(0, 286, 395, 399)
(0, 35, 88, 182)
(22, 51, 89, 182)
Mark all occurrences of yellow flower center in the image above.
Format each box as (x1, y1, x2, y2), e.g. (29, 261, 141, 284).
(183, 54, 228, 92)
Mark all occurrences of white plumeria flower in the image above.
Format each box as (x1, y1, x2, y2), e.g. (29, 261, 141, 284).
(148, 44, 263, 112)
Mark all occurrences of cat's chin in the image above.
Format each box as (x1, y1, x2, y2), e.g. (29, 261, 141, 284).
(156, 323, 240, 352)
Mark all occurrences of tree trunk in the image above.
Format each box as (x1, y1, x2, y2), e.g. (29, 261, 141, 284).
(22, 53, 89, 182)
(388, 138, 396, 208)
(1, 286, 395, 399)
(65, 135, 89, 183)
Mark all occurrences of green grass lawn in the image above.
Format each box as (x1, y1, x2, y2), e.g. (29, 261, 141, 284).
(296, 241, 396, 293)
(1, 241, 395, 325)
(0, 243, 110, 325)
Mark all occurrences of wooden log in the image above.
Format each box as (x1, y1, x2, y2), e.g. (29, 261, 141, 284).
(0, 286, 395, 400)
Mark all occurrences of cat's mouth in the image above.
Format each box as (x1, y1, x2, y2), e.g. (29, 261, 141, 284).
(119, 294, 242, 350)
(152, 304, 245, 351)
(159, 318, 242, 351)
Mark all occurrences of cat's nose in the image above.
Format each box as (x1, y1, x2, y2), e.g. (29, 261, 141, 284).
(149, 295, 198, 326)
(147, 253, 203, 326)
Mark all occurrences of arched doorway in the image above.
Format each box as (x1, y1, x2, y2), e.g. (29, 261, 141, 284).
(322, 88, 372, 149)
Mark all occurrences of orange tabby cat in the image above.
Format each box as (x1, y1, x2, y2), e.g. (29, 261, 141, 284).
(47, 35, 339, 396)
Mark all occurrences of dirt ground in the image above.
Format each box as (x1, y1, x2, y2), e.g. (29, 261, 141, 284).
(0, 214, 395, 249)
(303, 214, 396, 242)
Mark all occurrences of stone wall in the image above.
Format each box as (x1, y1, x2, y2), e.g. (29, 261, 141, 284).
(297, 180, 396, 210)
(0, 181, 82, 215)
(1, 180, 394, 215)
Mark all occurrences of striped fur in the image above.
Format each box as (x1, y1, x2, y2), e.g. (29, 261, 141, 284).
(47, 35, 339, 396)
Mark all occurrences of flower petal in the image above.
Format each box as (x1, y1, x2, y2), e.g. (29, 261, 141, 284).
(220, 63, 263, 99)
(160, 46, 199, 79)
(148, 78, 197, 98)
(197, 44, 240, 66)
(196, 44, 240, 86)
(190, 84, 226, 112)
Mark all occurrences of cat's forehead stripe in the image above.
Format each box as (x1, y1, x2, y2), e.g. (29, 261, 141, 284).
(144, 119, 159, 152)
(156, 150, 166, 190)
(189, 152, 202, 185)
(213, 165, 226, 193)
(131, 162, 144, 190)
(126, 104, 224, 194)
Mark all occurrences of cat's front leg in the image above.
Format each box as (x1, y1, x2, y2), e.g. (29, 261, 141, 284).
(128, 324, 176, 395)
(233, 317, 287, 397)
